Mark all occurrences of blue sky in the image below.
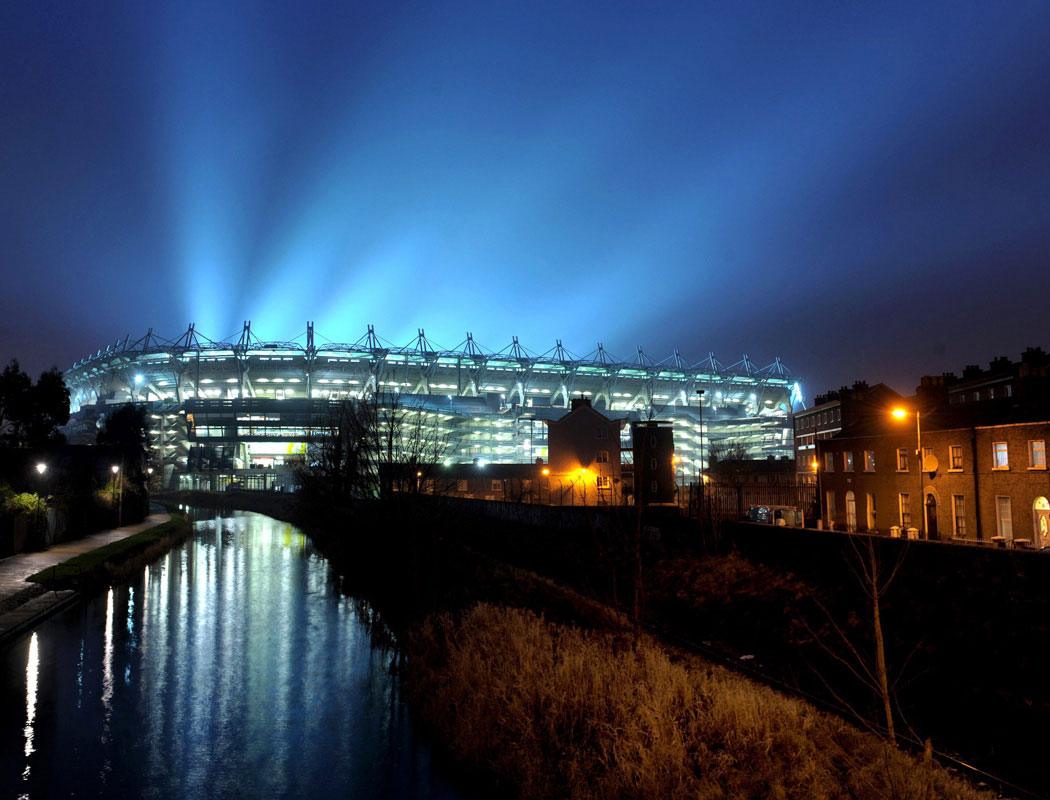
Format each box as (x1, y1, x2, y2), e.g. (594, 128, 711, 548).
(2, 1, 1049, 398)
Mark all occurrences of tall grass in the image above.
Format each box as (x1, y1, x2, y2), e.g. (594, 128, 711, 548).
(406, 604, 991, 800)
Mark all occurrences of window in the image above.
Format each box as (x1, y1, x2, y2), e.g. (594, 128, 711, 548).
(899, 493, 911, 527)
(825, 491, 836, 525)
(992, 441, 1009, 470)
(596, 427, 606, 440)
(952, 495, 966, 538)
(491, 480, 503, 493)
(949, 445, 963, 470)
(650, 480, 658, 493)
(995, 496, 1013, 539)
(823, 452, 835, 472)
(843, 451, 854, 472)
(1028, 440, 1046, 469)
(596, 450, 610, 464)
(456, 479, 468, 492)
(896, 448, 909, 471)
(864, 450, 876, 472)
(596, 475, 611, 489)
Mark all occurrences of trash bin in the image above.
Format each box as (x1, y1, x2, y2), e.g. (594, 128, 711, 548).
(889, 525, 900, 538)
(906, 527, 919, 540)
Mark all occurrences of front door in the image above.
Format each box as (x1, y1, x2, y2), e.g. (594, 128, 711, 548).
(1034, 498, 1050, 549)
(925, 494, 938, 540)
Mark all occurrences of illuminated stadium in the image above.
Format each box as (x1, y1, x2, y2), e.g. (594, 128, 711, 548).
(64, 323, 803, 491)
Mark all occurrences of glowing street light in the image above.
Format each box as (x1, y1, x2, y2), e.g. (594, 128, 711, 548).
(35, 462, 47, 475)
(890, 406, 925, 539)
(541, 467, 550, 476)
(111, 465, 120, 474)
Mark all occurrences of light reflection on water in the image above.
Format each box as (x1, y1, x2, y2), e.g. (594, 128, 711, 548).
(0, 511, 463, 800)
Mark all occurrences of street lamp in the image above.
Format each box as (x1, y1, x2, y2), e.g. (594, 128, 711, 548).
(890, 407, 925, 539)
(111, 465, 123, 527)
(35, 462, 47, 476)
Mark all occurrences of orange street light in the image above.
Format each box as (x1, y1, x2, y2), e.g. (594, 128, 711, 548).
(541, 467, 550, 476)
(890, 405, 925, 539)
(810, 457, 819, 472)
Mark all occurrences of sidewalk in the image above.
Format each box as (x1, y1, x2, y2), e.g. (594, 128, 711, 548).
(0, 512, 170, 645)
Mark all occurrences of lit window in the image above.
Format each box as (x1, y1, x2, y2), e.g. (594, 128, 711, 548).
(949, 445, 963, 470)
(992, 441, 1009, 470)
(843, 451, 854, 472)
(596, 476, 611, 489)
(491, 480, 503, 493)
(864, 450, 876, 472)
(952, 495, 966, 538)
(896, 448, 909, 471)
(1028, 440, 1046, 469)
(995, 496, 1013, 539)
(899, 493, 911, 527)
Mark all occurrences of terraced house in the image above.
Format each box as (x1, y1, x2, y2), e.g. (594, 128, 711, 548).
(810, 348, 1050, 548)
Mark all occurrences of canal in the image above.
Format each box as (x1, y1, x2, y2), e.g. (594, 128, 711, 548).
(0, 511, 466, 799)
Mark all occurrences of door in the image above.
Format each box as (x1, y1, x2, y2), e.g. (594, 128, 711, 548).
(1034, 497, 1050, 549)
(865, 493, 876, 531)
(925, 494, 938, 540)
(845, 491, 857, 532)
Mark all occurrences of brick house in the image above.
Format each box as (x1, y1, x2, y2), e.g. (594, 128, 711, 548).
(815, 349, 1050, 547)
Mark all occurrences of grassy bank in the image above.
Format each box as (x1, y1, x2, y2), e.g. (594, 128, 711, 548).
(27, 513, 193, 589)
(406, 604, 992, 800)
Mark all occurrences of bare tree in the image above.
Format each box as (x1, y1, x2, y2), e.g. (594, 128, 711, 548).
(804, 536, 911, 746)
(302, 391, 451, 504)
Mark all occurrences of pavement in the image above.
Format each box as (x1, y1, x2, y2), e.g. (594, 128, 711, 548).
(0, 511, 170, 645)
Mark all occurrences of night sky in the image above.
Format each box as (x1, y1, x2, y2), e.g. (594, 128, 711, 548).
(2, 1, 1049, 401)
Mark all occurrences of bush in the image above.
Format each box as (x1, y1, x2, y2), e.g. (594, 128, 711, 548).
(406, 604, 991, 800)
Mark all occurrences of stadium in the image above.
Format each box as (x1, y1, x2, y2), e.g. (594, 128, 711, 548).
(64, 322, 803, 492)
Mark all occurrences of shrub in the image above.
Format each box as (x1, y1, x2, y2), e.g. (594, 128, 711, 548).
(406, 604, 991, 800)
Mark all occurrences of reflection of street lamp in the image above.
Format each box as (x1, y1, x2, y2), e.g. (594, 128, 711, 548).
(891, 407, 925, 539)
(696, 389, 706, 519)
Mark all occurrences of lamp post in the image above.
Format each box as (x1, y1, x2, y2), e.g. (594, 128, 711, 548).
(891, 407, 925, 539)
(111, 464, 123, 528)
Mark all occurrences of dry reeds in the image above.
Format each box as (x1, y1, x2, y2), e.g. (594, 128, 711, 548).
(406, 604, 991, 800)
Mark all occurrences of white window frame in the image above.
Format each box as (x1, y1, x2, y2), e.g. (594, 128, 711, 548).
(864, 450, 876, 472)
(896, 448, 909, 472)
(898, 493, 911, 528)
(1028, 440, 1046, 470)
(948, 444, 963, 471)
(992, 441, 1009, 470)
(995, 495, 1013, 539)
(951, 495, 966, 538)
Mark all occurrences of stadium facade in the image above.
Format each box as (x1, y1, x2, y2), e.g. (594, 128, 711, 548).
(64, 323, 803, 492)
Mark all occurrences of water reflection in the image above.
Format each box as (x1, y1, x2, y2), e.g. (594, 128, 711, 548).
(0, 511, 463, 800)
(21, 632, 39, 795)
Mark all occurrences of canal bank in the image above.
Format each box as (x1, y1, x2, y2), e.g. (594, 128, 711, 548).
(0, 510, 180, 648)
(161, 494, 1002, 800)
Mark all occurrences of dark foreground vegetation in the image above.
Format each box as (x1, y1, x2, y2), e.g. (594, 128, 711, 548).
(407, 604, 989, 800)
(172, 491, 999, 799)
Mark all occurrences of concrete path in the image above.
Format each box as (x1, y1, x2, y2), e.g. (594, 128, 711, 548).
(0, 512, 171, 645)
(0, 512, 170, 603)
